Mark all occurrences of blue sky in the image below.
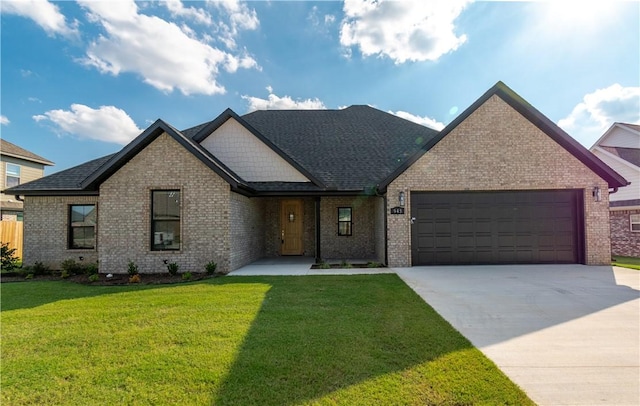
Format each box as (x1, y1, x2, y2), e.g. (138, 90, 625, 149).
(1, 0, 639, 175)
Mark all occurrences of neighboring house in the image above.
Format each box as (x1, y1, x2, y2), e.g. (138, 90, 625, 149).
(590, 123, 640, 257)
(4, 82, 629, 274)
(0, 139, 54, 220)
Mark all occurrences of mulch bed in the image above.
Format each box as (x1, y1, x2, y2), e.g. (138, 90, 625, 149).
(0, 272, 217, 285)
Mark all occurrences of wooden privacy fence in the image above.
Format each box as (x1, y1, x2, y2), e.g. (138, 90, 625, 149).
(1, 221, 23, 260)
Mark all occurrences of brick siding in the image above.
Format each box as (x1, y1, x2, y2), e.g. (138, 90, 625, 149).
(230, 193, 265, 269)
(610, 209, 640, 257)
(387, 95, 611, 266)
(320, 196, 377, 260)
(23, 195, 99, 269)
(98, 132, 232, 274)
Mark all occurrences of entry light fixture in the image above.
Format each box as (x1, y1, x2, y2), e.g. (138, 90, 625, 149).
(592, 186, 601, 202)
(399, 191, 405, 207)
(289, 212, 295, 222)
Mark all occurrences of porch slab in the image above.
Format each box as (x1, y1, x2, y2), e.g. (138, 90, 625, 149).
(229, 257, 393, 276)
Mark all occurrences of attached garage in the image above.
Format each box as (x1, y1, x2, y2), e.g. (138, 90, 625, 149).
(411, 190, 584, 265)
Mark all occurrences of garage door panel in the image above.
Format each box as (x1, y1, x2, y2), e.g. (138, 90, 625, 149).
(411, 190, 582, 265)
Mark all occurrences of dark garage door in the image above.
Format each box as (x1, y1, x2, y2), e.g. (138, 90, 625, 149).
(411, 190, 583, 265)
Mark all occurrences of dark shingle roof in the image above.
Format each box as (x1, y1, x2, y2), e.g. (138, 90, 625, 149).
(241, 105, 439, 190)
(601, 146, 640, 167)
(1, 139, 54, 165)
(5, 154, 113, 194)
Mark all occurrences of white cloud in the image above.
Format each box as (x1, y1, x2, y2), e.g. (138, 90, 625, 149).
(78, 0, 259, 96)
(390, 110, 444, 130)
(1, 0, 78, 38)
(33, 104, 142, 145)
(242, 89, 326, 112)
(340, 0, 471, 64)
(0, 115, 10, 125)
(208, 0, 259, 49)
(164, 0, 212, 25)
(558, 84, 640, 147)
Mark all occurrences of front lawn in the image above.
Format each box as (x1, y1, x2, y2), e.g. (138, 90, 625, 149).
(1, 275, 533, 405)
(612, 256, 640, 270)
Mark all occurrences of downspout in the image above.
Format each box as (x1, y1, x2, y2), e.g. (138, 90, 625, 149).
(14, 195, 24, 202)
(609, 187, 619, 195)
(315, 197, 321, 264)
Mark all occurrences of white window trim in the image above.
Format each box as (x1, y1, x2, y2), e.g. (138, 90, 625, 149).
(631, 214, 640, 232)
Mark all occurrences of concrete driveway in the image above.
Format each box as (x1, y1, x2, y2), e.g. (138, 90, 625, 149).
(395, 265, 640, 406)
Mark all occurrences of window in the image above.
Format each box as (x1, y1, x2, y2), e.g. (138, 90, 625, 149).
(69, 205, 96, 249)
(338, 207, 352, 236)
(631, 214, 640, 232)
(6, 163, 20, 188)
(152, 190, 181, 250)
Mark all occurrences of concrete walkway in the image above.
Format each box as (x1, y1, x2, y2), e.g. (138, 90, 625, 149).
(396, 265, 640, 406)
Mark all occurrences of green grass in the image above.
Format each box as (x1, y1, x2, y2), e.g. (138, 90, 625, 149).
(612, 256, 640, 270)
(1, 275, 533, 405)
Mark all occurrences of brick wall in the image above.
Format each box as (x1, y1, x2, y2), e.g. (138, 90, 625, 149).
(99, 132, 232, 274)
(387, 94, 611, 266)
(320, 196, 377, 260)
(610, 209, 640, 257)
(230, 193, 265, 269)
(23, 195, 99, 269)
(374, 197, 386, 264)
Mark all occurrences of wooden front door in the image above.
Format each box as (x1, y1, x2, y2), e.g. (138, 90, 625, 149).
(280, 199, 304, 255)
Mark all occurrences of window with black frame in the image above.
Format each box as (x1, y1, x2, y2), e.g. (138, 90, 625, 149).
(152, 190, 181, 250)
(338, 207, 352, 236)
(69, 205, 96, 249)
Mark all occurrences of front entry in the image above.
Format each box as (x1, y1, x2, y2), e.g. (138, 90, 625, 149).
(280, 199, 304, 255)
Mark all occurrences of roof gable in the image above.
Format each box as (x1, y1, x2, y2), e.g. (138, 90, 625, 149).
(0, 139, 54, 166)
(81, 119, 246, 191)
(379, 81, 629, 190)
(197, 116, 312, 183)
(591, 122, 640, 149)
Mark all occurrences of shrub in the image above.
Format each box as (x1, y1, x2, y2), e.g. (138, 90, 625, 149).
(86, 263, 98, 275)
(182, 272, 192, 281)
(60, 270, 70, 279)
(340, 260, 352, 269)
(129, 274, 141, 283)
(205, 261, 217, 275)
(367, 261, 382, 268)
(31, 261, 51, 276)
(167, 262, 179, 276)
(88, 273, 99, 283)
(60, 259, 87, 276)
(1, 242, 19, 272)
(127, 260, 139, 276)
(319, 261, 331, 269)
(25, 273, 34, 280)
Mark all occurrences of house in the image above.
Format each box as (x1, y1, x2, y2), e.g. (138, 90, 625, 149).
(590, 123, 640, 257)
(0, 139, 54, 221)
(4, 82, 629, 274)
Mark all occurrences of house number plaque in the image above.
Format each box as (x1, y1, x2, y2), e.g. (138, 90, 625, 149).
(390, 207, 405, 215)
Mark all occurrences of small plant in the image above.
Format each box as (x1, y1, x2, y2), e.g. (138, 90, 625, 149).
(319, 261, 331, 269)
(340, 260, 353, 269)
(61, 259, 88, 275)
(86, 263, 98, 275)
(129, 274, 141, 283)
(31, 261, 51, 276)
(1, 242, 19, 272)
(205, 261, 217, 275)
(182, 272, 192, 281)
(25, 273, 34, 280)
(127, 260, 139, 276)
(167, 262, 179, 276)
(88, 273, 99, 283)
(367, 261, 382, 268)
(60, 270, 70, 279)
